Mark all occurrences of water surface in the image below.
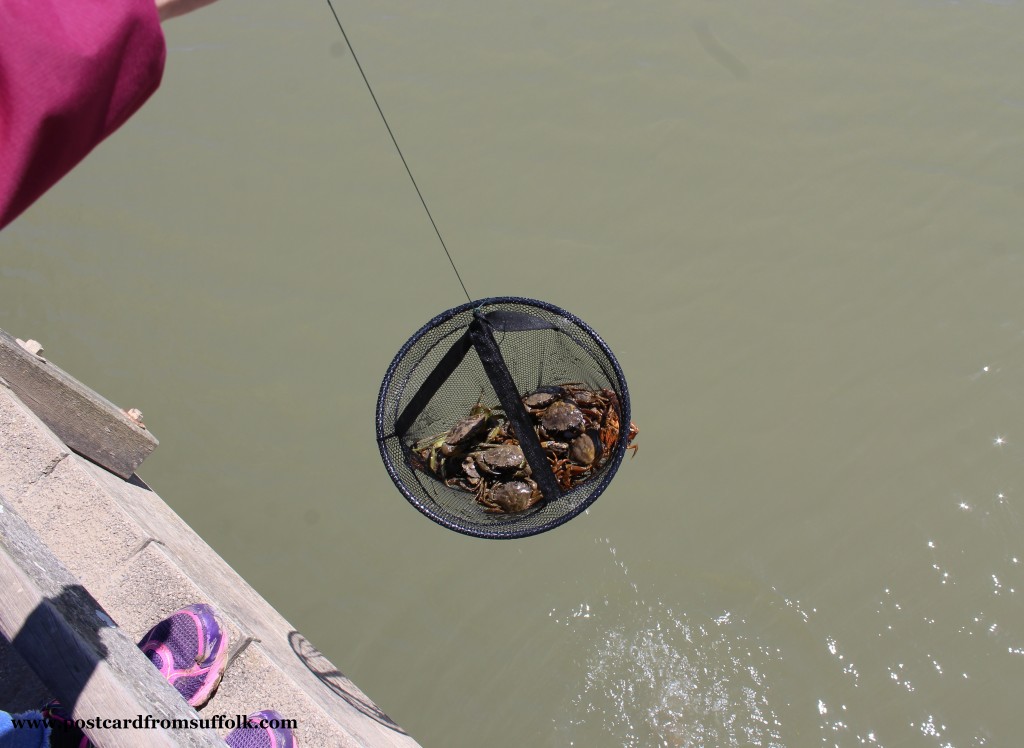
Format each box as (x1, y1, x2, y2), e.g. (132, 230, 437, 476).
(3, 1, 1024, 745)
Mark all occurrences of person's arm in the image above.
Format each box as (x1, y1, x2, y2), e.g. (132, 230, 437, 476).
(0, 0, 218, 230)
(156, 0, 220, 22)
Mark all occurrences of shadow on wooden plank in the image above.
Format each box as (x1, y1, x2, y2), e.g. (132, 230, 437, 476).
(6, 584, 111, 716)
(0, 624, 53, 712)
(288, 631, 408, 735)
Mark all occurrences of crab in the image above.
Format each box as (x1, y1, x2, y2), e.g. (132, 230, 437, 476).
(569, 433, 598, 467)
(598, 399, 639, 460)
(440, 403, 495, 457)
(478, 478, 543, 513)
(567, 388, 600, 408)
(412, 403, 497, 477)
(539, 399, 586, 440)
(467, 443, 530, 478)
(626, 421, 639, 456)
(522, 389, 560, 415)
(549, 454, 592, 490)
(443, 442, 531, 494)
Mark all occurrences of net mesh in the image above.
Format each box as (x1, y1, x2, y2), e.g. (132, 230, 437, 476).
(376, 297, 631, 539)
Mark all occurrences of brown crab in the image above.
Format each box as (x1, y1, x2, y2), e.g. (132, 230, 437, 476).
(467, 443, 530, 478)
(522, 390, 559, 414)
(569, 433, 597, 467)
(549, 454, 592, 490)
(479, 478, 543, 513)
(444, 443, 531, 494)
(598, 397, 639, 459)
(539, 399, 586, 440)
(413, 403, 497, 476)
(564, 385, 614, 425)
(440, 403, 495, 456)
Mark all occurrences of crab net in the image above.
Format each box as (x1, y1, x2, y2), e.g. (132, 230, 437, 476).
(376, 297, 632, 539)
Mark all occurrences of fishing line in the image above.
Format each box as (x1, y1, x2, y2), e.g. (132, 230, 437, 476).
(325, 0, 473, 304)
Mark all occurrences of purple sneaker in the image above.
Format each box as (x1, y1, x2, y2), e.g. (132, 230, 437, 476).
(137, 603, 229, 708)
(225, 710, 297, 748)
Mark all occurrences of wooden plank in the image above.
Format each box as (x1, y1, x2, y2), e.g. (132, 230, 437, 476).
(0, 328, 157, 478)
(0, 491, 225, 747)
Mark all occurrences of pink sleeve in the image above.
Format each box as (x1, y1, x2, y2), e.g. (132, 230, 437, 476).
(0, 0, 166, 229)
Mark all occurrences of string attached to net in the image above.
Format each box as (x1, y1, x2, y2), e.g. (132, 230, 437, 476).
(325, 3, 637, 538)
(325, 0, 471, 303)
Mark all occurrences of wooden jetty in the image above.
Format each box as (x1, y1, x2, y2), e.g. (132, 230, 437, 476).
(0, 329, 421, 747)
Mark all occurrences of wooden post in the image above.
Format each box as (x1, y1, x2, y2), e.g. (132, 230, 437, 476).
(0, 328, 157, 478)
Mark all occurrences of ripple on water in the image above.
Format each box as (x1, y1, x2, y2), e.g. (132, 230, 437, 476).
(553, 541, 784, 748)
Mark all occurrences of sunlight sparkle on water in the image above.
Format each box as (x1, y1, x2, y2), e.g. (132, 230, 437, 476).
(913, 715, 946, 738)
(559, 542, 783, 748)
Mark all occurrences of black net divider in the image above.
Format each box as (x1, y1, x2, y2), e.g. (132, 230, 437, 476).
(376, 296, 632, 539)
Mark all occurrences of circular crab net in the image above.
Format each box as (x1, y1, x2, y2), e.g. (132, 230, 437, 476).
(376, 297, 632, 539)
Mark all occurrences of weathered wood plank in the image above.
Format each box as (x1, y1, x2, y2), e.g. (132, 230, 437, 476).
(0, 491, 225, 747)
(0, 328, 157, 478)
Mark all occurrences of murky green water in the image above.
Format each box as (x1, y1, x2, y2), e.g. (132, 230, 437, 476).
(4, 1, 1024, 745)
